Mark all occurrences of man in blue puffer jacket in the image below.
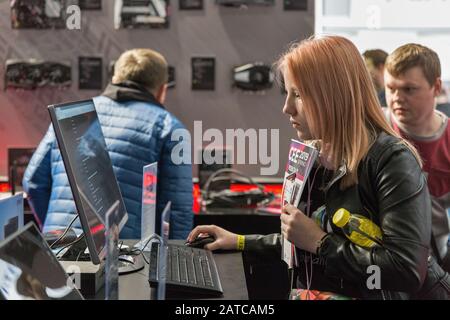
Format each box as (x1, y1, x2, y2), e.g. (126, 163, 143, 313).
(23, 49, 193, 239)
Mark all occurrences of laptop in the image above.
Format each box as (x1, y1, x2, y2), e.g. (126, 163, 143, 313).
(0, 223, 83, 300)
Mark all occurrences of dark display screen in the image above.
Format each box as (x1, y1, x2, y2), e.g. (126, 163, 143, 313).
(0, 223, 83, 300)
(49, 100, 127, 264)
(179, 0, 203, 10)
(192, 57, 215, 90)
(78, 57, 103, 90)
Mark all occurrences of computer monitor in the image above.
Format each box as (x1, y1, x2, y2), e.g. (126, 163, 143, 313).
(48, 100, 128, 265)
(0, 193, 24, 241)
(0, 223, 83, 300)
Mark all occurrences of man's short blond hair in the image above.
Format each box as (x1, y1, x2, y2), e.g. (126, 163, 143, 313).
(385, 43, 441, 86)
(113, 48, 168, 92)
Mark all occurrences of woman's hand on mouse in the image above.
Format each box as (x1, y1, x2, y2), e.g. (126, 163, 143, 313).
(187, 225, 238, 251)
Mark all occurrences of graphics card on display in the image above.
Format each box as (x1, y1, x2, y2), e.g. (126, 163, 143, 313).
(5, 60, 72, 89)
(233, 62, 274, 91)
(115, 0, 170, 29)
(10, 0, 70, 29)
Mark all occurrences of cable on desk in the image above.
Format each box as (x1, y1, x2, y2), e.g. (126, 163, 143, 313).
(49, 213, 80, 249)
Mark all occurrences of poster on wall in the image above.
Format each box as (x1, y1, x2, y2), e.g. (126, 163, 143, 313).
(191, 57, 215, 91)
(283, 0, 307, 11)
(179, 0, 203, 10)
(79, 0, 102, 10)
(114, 0, 170, 29)
(10, 0, 67, 29)
(79, 57, 103, 90)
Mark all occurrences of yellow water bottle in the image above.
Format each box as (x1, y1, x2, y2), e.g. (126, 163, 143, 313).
(332, 208, 382, 248)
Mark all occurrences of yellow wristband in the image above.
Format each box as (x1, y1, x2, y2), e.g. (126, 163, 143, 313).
(237, 235, 245, 251)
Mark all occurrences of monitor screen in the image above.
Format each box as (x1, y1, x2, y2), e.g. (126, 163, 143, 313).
(0, 223, 83, 300)
(0, 194, 24, 241)
(48, 100, 128, 264)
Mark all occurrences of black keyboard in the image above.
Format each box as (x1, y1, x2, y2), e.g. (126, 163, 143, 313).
(148, 242, 223, 297)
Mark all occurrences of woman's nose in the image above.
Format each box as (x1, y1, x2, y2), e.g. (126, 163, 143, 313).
(283, 101, 294, 116)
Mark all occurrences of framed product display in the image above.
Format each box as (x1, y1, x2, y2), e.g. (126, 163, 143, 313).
(5, 59, 72, 89)
(78, 57, 103, 90)
(283, 0, 307, 11)
(233, 62, 274, 91)
(191, 57, 215, 91)
(115, 0, 170, 29)
(179, 0, 203, 10)
(79, 0, 102, 10)
(11, 0, 67, 29)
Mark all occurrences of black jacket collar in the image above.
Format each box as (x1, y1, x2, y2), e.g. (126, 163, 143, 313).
(102, 81, 165, 109)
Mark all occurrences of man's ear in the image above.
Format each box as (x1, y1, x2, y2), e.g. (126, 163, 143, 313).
(155, 84, 168, 104)
(433, 77, 442, 97)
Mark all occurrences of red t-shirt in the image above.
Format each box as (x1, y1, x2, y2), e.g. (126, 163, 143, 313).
(386, 109, 450, 257)
(389, 111, 450, 199)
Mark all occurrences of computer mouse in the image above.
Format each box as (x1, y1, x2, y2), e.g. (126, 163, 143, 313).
(185, 235, 215, 248)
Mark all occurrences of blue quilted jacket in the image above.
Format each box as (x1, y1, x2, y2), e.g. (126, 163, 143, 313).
(23, 83, 193, 239)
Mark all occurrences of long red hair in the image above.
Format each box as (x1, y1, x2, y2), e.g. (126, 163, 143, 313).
(277, 35, 421, 189)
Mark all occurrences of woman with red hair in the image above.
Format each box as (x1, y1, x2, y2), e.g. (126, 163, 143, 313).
(189, 36, 445, 299)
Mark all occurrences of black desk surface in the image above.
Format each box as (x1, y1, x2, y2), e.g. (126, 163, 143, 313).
(118, 240, 248, 300)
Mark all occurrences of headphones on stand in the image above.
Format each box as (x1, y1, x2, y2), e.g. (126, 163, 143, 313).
(201, 168, 275, 209)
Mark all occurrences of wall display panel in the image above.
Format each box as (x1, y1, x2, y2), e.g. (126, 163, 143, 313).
(78, 57, 103, 90)
(79, 0, 102, 10)
(191, 57, 215, 91)
(233, 62, 273, 92)
(284, 0, 307, 11)
(5, 60, 72, 89)
(10, 0, 69, 29)
(179, 0, 203, 10)
(114, 0, 170, 29)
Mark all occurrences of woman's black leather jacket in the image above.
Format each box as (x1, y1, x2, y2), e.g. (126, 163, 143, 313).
(245, 132, 431, 299)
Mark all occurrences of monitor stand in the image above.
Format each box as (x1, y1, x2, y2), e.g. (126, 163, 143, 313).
(118, 252, 146, 275)
(58, 235, 145, 276)
(58, 236, 105, 297)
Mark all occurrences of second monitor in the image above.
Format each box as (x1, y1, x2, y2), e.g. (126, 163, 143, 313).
(48, 100, 128, 265)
